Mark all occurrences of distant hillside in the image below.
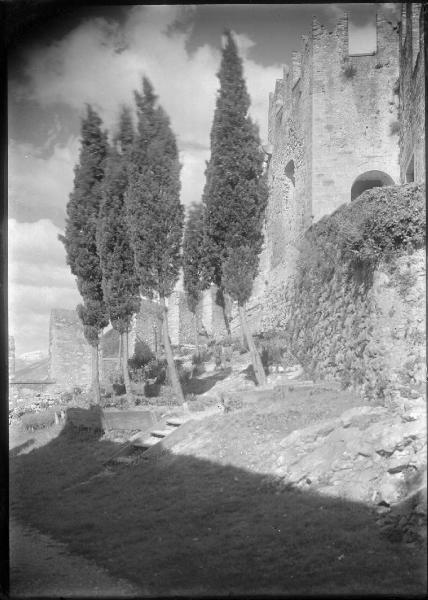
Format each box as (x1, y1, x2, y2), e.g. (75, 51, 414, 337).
(13, 357, 50, 382)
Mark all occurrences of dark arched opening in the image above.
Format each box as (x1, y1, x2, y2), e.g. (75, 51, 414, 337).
(351, 170, 394, 201)
(284, 160, 295, 186)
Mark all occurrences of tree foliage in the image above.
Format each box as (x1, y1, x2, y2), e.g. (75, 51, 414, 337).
(59, 105, 109, 345)
(97, 106, 140, 335)
(222, 245, 258, 306)
(125, 77, 186, 405)
(202, 31, 268, 306)
(126, 78, 183, 299)
(182, 202, 205, 314)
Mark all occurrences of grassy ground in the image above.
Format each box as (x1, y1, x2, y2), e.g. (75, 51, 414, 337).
(10, 387, 427, 596)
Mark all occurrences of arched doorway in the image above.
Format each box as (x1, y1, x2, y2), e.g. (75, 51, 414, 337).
(351, 170, 394, 201)
(284, 160, 295, 186)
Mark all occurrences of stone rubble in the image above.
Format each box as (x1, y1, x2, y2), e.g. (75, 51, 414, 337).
(273, 398, 426, 545)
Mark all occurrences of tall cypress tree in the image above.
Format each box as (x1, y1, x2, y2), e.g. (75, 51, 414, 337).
(59, 105, 109, 402)
(126, 78, 186, 407)
(203, 31, 268, 385)
(97, 106, 141, 397)
(182, 202, 205, 353)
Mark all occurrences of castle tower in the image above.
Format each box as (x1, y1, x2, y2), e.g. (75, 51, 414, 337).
(264, 6, 400, 281)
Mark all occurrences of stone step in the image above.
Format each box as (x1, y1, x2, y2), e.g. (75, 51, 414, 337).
(113, 456, 135, 465)
(131, 436, 160, 448)
(166, 417, 189, 427)
(150, 428, 175, 438)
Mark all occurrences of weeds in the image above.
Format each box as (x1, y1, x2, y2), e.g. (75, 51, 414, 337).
(342, 62, 356, 79)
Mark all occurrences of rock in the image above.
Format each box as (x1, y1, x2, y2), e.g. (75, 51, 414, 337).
(346, 439, 374, 458)
(340, 406, 387, 429)
(387, 450, 416, 473)
(373, 420, 424, 456)
(377, 473, 404, 504)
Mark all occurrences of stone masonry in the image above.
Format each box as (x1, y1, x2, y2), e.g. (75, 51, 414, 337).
(261, 7, 400, 289)
(241, 4, 426, 337)
(399, 3, 425, 183)
(48, 309, 92, 391)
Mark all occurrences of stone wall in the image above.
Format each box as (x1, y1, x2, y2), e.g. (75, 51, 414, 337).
(399, 3, 425, 183)
(262, 244, 425, 402)
(257, 7, 401, 300)
(168, 291, 195, 346)
(129, 299, 163, 357)
(261, 183, 426, 402)
(128, 288, 231, 355)
(198, 285, 231, 341)
(48, 309, 92, 391)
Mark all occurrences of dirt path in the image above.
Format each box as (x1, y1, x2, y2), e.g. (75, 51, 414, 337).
(10, 517, 142, 598)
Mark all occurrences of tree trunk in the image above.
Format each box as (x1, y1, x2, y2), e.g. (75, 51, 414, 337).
(91, 344, 101, 404)
(153, 325, 159, 359)
(239, 319, 246, 348)
(193, 312, 200, 355)
(118, 332, 123, 371)
(216, 286, 231, 338)
(160, 296, 188, 411)
(238, 304, 266, 386)
(122, 330, 132, 400)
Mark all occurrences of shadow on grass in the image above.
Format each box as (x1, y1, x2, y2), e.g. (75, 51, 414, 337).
(183, 368, 232, 396)
(143, 368, 231, 398)
(240, 363, 258, 384)
(9, 406, 427, 597)
(9, 439, 35, 458)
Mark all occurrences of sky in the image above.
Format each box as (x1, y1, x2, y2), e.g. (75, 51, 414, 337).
(7, 3, 401, 356)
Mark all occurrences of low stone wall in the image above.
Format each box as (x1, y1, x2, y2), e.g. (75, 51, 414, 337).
(66, 407, 159, 433)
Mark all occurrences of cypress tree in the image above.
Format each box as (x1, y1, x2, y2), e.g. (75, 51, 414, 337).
(59, 105, 109, 402)
(203, 31, 268, 385)
(97, 106, 141, 398)
(126, 78, 186, 407)
(182, 202, 205, 353)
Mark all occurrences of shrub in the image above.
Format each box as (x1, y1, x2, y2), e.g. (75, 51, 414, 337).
(60, 391, 73, 404)
(102, 394, 132, 410)
(192, 348, 211, 365)
(300, 184, 425, 280)
(342, 62, 356, 78)
(175, 360, 193, 386)
(192, 363, 205, 377)
(338, 184, 425, 268)
(144, 358, 167, 383)
(128, 341, 155, 371)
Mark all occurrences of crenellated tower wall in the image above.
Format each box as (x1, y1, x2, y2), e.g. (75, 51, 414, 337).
(255, 7, 401, 314)
(399, 3, 425, 183)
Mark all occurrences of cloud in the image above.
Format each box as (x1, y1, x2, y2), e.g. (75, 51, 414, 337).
(8, 138, 79, 227)
(8, 219, 81, 354)
(10, 6, 280, 209)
